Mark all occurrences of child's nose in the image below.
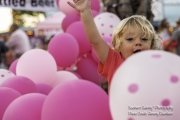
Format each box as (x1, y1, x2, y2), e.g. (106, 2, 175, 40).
(135, 39, 142, 46)
(136, 43, 142, 46)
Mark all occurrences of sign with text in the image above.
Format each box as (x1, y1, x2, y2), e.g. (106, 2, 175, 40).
(0, 0, 59, 11)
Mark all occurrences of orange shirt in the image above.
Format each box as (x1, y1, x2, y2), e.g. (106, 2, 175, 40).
(98, 47, 124, 88)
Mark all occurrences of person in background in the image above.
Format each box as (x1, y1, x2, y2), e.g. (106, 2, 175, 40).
(157, 19, 171, 42)
(6, 24, 32, 59)
(164, 18, 180, 55)
(0, 41, 9, 68)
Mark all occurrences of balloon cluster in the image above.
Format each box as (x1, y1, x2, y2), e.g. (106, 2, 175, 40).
(0, 0, 117, 120)
(2, 49, 180, 120)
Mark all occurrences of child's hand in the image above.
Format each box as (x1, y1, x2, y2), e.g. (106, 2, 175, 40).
(67, 0, 91, 13)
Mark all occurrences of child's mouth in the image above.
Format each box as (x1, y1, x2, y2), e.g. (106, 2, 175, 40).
(133, 49, 142, 53)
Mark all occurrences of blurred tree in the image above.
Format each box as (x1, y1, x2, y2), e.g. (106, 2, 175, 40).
(103, 0, 154, 22)
(12, 10, 45, 27)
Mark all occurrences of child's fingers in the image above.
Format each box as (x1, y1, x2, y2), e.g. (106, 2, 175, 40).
(67, 1, 75, 8)
(73, 0, 78, 3)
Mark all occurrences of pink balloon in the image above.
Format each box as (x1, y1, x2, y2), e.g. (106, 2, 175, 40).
(9, 59, 18, 75)
(51, 71, 79, 88)
(66, 21, 92, 56)
(85, 51, 94, 59)
(48, 33, 79, 68)
(62, 14, 80, 32)
(1, 76, 38, 95)
(42, 80, 112, 120)
(16, 49, 57, 86)
(110, 50, 180, 120)
(91, 0, 100, 12)
(3, 93, 46, 120)
(76, 57, 103, 85)
(36, 83, 53, 95)
(0, 69, 15, 84)
(0, 87, 21, 120)
(59, 0, 79, 15)
(94, 12, 120, 37)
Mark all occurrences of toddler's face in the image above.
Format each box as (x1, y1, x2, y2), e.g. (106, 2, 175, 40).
(119, 29, 152, 59)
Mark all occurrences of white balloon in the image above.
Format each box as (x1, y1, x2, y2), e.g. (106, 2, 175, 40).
(94, 12, 120, 38)
(16, 49, 57, 86)
(0, 69, 15, 84)
(110, 50, 180, 120)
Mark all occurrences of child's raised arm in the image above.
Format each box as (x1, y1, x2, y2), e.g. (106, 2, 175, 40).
(67, 0, 109, 64)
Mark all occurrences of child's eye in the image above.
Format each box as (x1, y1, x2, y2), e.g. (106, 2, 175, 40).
(126, 38, 133, 41)
(142, 38, 148, 41)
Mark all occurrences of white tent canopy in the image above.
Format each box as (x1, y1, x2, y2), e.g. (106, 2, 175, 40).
(35, 11, 66, 36)
(36, 11, 66, 30)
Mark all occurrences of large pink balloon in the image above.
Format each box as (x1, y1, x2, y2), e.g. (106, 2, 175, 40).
(16, 49, 57, 86)
(62, 14, 80, 32)
(1, 76, 38, 95)
(0, 87, 21, 120)
(51, 71, 79, 88)
(42, 80, 112, 120)
(66, 21, 92, 56)
(9, 59, 18, 75)
(76, 57, 103, 85)
(0, 69, 15, 84)
(48, 33, 79, 68)
(110, 50, 180, 120)
(3, 93, 46, 120)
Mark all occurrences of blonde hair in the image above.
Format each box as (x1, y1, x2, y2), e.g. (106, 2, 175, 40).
(112, 15, 162, 52)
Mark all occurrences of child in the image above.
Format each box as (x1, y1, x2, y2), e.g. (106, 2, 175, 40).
(67, 0, 161, 89)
